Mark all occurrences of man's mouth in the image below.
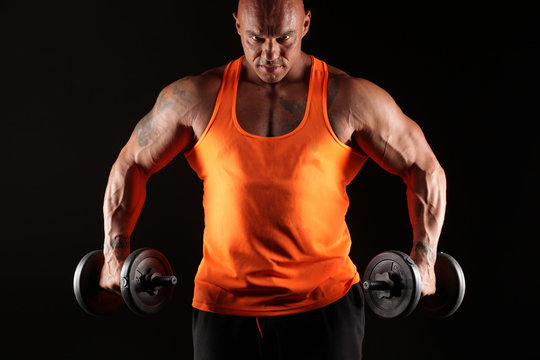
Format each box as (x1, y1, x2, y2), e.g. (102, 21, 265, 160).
(258, 64, 284, 73)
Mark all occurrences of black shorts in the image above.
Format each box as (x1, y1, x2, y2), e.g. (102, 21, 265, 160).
(192, 283, 365, 360)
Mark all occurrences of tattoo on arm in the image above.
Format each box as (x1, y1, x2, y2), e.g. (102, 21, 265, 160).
(415, 241, 437, 262)
(168, 77, 197, 116)
(134, 112, 164, 147)
(109, 235, 129, 250)
(134, 77, 197, 147)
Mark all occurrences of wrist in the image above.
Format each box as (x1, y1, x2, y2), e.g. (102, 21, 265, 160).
(410, 240, 436, 266)
(104, 234, 130, 260)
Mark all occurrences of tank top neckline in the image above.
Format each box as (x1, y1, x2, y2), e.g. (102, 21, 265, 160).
(231, 55, 317, 140)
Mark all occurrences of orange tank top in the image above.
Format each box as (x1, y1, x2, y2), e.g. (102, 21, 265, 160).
(184, 56, 367, 316)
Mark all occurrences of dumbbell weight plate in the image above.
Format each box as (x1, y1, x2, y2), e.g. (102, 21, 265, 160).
(362, 250, 422, 319)
(73, 250, 123, 315)
(120, 248, 176, 316)
(417, 252, 465, 319)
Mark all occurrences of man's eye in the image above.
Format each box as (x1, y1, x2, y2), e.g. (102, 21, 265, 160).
(251, 36, 262, 42)
(278, 35, 291, 42)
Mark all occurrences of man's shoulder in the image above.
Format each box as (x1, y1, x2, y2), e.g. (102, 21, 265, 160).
(326, 63, 382, 98)
(164, 64, 227, 101)
(324, 62, 396, 118)
(150, 64, 228, 130)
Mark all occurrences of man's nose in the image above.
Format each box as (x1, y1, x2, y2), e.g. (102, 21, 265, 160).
(261, 39, 279, 62)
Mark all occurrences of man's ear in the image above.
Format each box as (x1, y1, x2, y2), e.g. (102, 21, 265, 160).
(302, 10, 311, 38)
(233, 12, 241, 35)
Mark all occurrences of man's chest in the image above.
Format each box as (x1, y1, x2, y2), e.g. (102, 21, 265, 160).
(234, 81, 353, 143)
(234, 81, 306, 137)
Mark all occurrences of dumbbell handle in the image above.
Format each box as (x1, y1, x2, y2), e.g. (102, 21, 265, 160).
(362, 271, 396, 291)
(133, 273, 177, 296)
(150, 274, 178, 287)
(363, 280, 392, 291)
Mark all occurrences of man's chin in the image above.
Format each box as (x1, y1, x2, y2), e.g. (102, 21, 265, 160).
(256, 68, 287, 84)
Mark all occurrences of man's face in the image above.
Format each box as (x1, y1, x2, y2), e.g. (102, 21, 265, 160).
(234, 0, 311, 84)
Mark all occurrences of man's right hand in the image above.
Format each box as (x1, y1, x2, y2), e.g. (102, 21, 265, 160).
(99, 255, 125, 296)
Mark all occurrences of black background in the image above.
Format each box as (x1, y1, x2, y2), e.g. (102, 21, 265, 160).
(2, 1, 538, 359)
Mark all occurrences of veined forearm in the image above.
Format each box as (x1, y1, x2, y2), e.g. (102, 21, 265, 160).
(103, 158, 149, 259)
(405, 163, 447, 266)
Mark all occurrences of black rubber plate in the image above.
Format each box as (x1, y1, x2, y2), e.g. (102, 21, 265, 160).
(73, 250, 123, 315)
(362, 250, 422, 319)
(120, 248, 176, 316)
(417, 252, 466, 319)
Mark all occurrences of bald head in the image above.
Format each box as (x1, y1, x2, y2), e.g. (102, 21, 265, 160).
(237, 0, 306, 37)
(237, 0, 306, 17)
(234, 0, 311, 84)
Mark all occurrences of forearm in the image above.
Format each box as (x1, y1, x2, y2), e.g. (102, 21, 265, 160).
(405, 163, 447, 266)
(103, 155, 149, 262)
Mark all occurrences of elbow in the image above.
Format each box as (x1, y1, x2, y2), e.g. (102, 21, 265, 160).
(106, 156, 151, 203)
(430, 161, 447, 192)
(115, 147, 152, 180)
(104, 158, 149, 213)
(405, 159, 447, 197)
(423, 160, 446, 187)
(410, 155, 445, 182)
(122, 160, 152, 183)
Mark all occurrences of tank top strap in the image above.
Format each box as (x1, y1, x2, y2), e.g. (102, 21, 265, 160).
(221, 56, 243, 106)
(213, 56, 242, 124)
(184, 57, 242, 157)
(305, 56, 328, 129)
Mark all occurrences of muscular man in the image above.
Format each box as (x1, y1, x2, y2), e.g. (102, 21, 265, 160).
(99, 0, 446, 358)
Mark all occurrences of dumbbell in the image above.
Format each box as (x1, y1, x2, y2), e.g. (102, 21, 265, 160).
(73, 248, 178, 316)
(362, 250, 465, 320)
